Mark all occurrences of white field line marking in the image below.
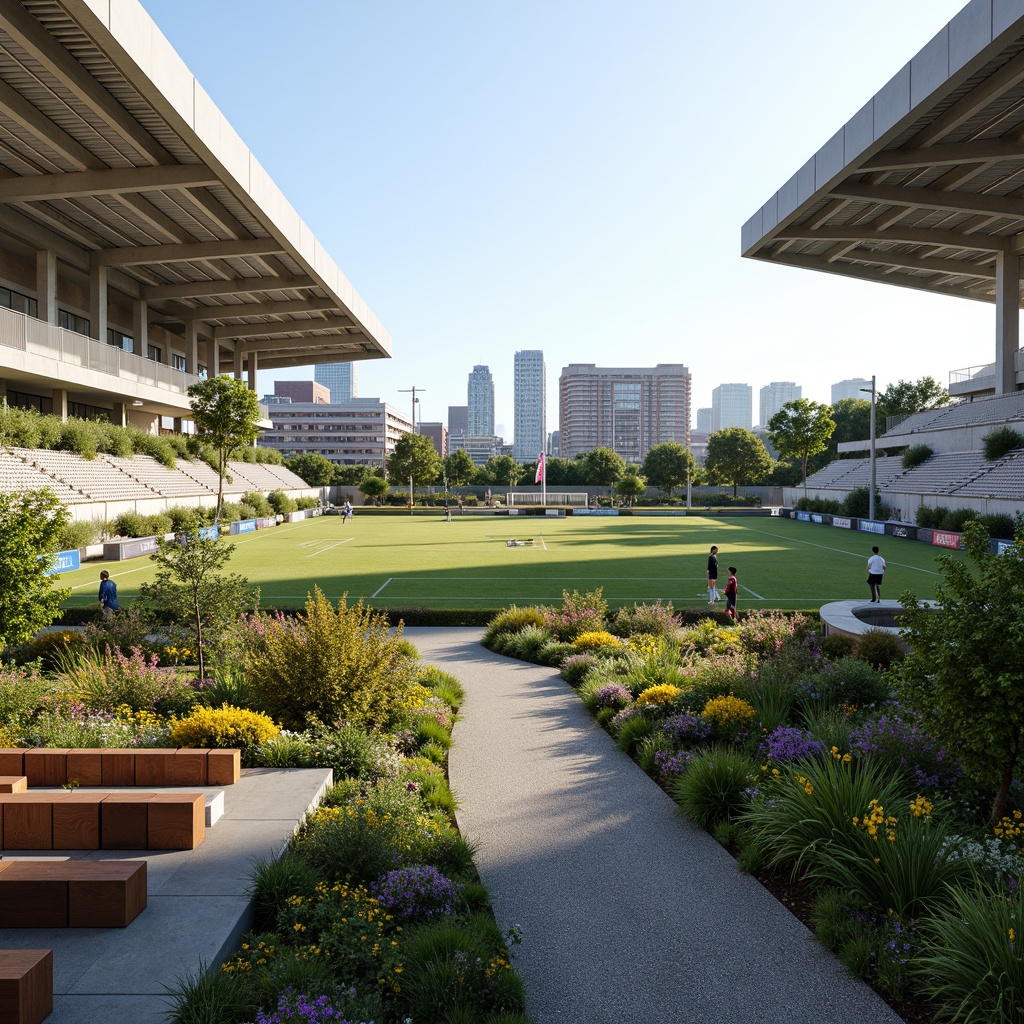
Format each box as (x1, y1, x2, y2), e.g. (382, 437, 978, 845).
(371, 578, 393, 598)
(738, 523, 942, 576)
(303, 538, 354, 556)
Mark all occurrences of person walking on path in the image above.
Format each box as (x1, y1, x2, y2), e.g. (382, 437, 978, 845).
(707, 545, 721, 604)
(97, 570, 119, 614)
(724, 566, 738, 621)
(867, 545, 886, 602)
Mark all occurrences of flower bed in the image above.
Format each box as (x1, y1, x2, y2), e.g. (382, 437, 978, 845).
(482, 588, 1024, 1024)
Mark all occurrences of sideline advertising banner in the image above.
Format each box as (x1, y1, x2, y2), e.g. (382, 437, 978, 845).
(885, 523, 918, 542)
(45, 548, 81, 575)
(858, 519, 886, 535)
(932, 530, 963, 549)
(831, 516, 852, 529)
(229, 519, 257, 535)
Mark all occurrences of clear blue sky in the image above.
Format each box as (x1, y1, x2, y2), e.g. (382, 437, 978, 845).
(142, 0, 983, 438)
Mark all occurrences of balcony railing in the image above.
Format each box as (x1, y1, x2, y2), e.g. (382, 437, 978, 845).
(0, 304, 199, 394)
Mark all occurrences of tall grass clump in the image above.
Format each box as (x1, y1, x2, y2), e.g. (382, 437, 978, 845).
(668, 746, 756, 828)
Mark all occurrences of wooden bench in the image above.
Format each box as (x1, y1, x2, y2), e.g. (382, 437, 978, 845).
(0, 748, 240, 788)
(0, 792, 205, 851)
(0, 949, 52, 1024)
(0, 860, 146, 927)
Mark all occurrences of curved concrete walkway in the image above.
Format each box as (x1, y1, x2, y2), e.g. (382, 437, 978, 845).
(404, 627, 904, 1024)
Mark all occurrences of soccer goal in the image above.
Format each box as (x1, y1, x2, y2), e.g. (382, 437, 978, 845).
(506, 491, 588, 506)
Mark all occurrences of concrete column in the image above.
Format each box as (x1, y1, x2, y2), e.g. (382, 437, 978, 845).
(184, 320, 199, 375)
(111, 402, 128, 426)
(247, 349, 258, 391)
(207, 339, 220, 376)
(52, 387, 68, 422)
(132, 299, 148, 357)
(89, 261, 108, 341)
(35, 250, 57, 324)
(173, 416, 183, 432)
(995, 238, 1021, 395)
(233, 344, 244, 379)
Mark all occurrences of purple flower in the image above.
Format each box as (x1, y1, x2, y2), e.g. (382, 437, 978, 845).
(370, 865, 463, 922)
(255, 989, 364, 1023)
(660, 712, 712, 746)
(760, 726, 824, 763)
(654, 748, 695, 779)
(849, 711, 963, 795)
(593, 684, 632, 709)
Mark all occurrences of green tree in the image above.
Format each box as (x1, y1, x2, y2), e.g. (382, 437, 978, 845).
(895, 518, 1024, 823)
(138, 529, 252, 681)
(0, 489, 70, 648)
(614, 472, 646, 507)
(877, 376, 948, 430)
(484, 454, 523, 489)
(332, 465, 371, 486)
(704, 428, 774, 497)
(359, 475, 389, 505)
(827, 398, 872, 457)
(287, 452, 335, 487)
(767, 399, 836, 484)
(188, 376, 262, 522)
(578, 447, 627, 485)
(642, 441, 698, 497)
(541, 457, 581, 486)
(443, 448, 476, 487)
(387, 434, 441, 501)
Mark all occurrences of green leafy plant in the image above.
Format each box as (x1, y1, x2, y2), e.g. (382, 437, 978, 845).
(169, 705, 279, 762)
(901, 444, 933, 469)
(245, 589, 415, 730)
(983, 426, 1024, 462)
(668, 745, 755, 828)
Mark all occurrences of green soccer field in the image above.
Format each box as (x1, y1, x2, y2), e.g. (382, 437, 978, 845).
(58, 513, 967, 612)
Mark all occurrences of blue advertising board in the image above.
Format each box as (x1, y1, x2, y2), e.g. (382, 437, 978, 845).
(229, 519, 257, 535)
(44, 548, 80, 575)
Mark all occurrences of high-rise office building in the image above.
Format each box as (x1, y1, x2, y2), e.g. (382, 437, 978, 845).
(419, 422, 448, 458)
(759, 382, 801, 427)
(467, 366, 494, 436)
(831, 378, 872, 404)
(711, 383, 752, 432)
(695, 407, 712, 433)
(448, 406, 469, 436)
(513, 350, 546, 461)
(314, 362, 358, 403)
(558, 363, 690, 462)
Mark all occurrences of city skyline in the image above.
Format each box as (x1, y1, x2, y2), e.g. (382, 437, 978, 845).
(143, 1, 982, 436)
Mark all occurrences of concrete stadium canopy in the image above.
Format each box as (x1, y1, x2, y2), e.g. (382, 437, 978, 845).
(0, 0, 391, 374)
(742, 0, 1024, 399)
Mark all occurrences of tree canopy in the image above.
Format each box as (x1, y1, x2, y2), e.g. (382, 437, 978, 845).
(442, 449, 476, 487)
(767, 399, 836, 484)
(0, 488, 70, 648)
(286, 452, 335, 487)
(827, 398, 872, 458)
(139, 529, 251, 682)
(704, 428, 774, 497)
(642, 441, 697, 497)
(386, 433, 441, 491)
(359, 475, 389, 504)
(614, 472, 646, 506)
(895, 518, 1024, 822)
(482, 454, 523, 487)
(188, 376, 262, 522)
(877, 376, 948, 429)
(577, 447, 626, 486)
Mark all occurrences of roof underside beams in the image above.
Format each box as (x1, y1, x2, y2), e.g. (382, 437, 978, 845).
(742, 0, 1024, 307)
(0, 0, 391, 362)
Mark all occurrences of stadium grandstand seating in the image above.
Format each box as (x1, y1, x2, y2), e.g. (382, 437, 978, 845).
(0, 448, 315, 511)
(0, 450, 82, 502)
(956, 452, 1024, 499)
(100, 455, 216, 498)
(804, 456, 905, 491)
(889, 452, 989, 495)
(883, 392, 1024, 441)
(8, 447, 158, 502)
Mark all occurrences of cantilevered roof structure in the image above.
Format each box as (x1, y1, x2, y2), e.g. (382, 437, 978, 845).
(742, 0, 1024, 400)
(0, 0, 390, 422)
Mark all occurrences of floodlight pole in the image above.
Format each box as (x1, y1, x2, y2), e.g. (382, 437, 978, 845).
(861, 375, 877, 522)
(398, 386, 425, 434)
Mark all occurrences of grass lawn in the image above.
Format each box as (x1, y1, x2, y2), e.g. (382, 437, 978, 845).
(58, 512, 967, 612)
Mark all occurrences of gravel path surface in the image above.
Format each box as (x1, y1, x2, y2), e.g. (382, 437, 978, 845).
(404, 627, 904, 1024)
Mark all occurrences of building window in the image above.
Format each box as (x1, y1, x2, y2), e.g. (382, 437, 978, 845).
(108, 329, 133, 352)
(172, 353, 187, 372)
(147, 345, 161, 363)
(0, 287, 37, 317)
(58, 309, 90, 335)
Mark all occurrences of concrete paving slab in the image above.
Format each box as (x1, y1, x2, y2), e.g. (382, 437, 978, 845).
(0, 766, 331, 1022)
(405, 627, 905, 1024)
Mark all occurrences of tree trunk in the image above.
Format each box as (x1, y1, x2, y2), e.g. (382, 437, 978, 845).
(193, 591, 204, 682)
(991, 767, 1014, 824)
